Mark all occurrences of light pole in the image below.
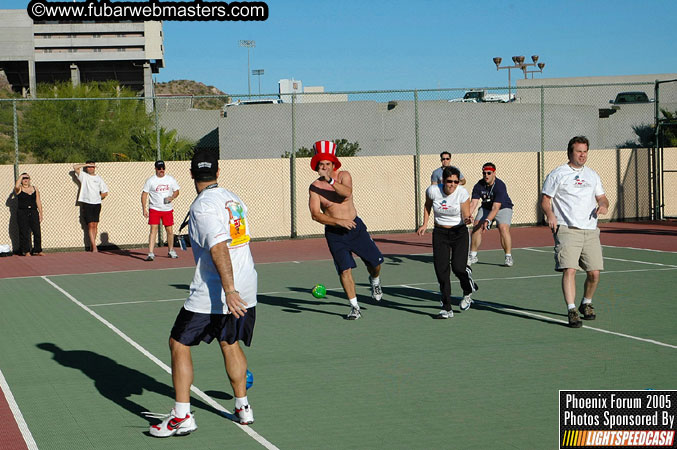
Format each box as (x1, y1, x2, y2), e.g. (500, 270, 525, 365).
(525, 62, 546, 79)
(493, 55, 545, 98)
(252, 69, 264, 95)
(239, 40, 255, 98)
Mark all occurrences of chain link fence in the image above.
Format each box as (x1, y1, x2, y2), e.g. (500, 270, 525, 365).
(1, 81, 675, 252)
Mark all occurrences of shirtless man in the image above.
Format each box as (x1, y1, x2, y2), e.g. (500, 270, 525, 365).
(308, 140, 384, 320)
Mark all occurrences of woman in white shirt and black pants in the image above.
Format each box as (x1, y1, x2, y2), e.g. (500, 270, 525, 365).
(417, 166, 478, 319)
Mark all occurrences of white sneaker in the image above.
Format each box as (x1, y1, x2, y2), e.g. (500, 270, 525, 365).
(435, 309, 453, 319)
(346, 307, 361, 320)
(504, 255, 513, 267)
(168, 249, 178, 259)
(460, 295, 473, 311)
(369, 277, 382, 301)
(235, 404, 254, 425)
(468, 254, 478, 265)
(146, 409, 197, 437)
(145, 253, 155, 261)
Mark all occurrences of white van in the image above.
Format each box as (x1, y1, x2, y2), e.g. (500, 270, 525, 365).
(224, 98, 282, 107)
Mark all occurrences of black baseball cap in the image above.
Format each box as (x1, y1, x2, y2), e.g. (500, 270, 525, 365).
(155, 160, 166, 169)
(191, 150, 219, 181)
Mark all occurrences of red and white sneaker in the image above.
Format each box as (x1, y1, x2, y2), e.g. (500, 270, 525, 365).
(235, 404, 254, 425)
(145, 409, 197, 437)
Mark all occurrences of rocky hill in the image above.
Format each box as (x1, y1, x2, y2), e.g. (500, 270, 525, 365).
(154, 80, 229, 110)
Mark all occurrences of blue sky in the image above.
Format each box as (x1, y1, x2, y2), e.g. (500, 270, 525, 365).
(5, 0, 677, 95)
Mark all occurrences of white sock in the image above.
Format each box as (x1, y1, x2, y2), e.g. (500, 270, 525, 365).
(349, 297, 359, 308)
(370, 276, 380, 285)
(505, 253, 512, 257)
(567, 304, 576, 311)
(174, 401, 190, 418)
(235, 396, 249, 409)
(471, 251, 477, 257)
(582, 297, 592, 305)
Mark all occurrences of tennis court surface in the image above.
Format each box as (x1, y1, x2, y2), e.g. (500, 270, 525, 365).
(1, 222, 676, 449)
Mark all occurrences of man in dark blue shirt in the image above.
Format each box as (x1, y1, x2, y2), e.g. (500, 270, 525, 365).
(469, 163, 515, 267)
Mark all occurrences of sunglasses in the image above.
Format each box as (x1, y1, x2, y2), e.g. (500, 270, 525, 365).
(441, 157, 450, 161)
(483, 171, 494, 175)
(444, 179, 460, 184)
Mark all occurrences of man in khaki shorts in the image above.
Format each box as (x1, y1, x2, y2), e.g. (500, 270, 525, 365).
(541, 136, 609, 328)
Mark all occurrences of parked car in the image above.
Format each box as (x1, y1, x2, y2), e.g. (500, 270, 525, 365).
(610, 91, 653, 104)
(449, 90, 515, 103)
(224, 98, 283, 107)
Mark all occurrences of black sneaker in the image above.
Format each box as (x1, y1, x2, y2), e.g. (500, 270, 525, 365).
(568, 309, 583, 328)
(578, 303, 596, 320)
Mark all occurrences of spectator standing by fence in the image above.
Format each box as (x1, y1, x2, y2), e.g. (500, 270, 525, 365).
(141, 160, 180, 261)
(73, 161, 108, 252)
(14, 173, 44, 256)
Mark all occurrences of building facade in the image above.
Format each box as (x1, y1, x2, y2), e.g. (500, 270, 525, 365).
(0, 9, 163, 97)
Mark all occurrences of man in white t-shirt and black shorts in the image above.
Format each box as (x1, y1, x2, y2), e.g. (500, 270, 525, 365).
(72, 161, 109, 252)
(148, 150, 257, 437)
(541, 136, 609, 328)
(141, 160, 180, 261)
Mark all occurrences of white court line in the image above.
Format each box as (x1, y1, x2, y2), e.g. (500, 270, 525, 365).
(603, 245, 677, 254)
(88, 267, 677, 308)
(0, 368, 39, 450)
(40, 276, 279, 450)
(522, 247, 677, 268)
(402, 285, 677, 350)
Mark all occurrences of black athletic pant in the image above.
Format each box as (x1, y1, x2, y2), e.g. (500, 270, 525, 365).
(17, 209, 42, 254)
(432, 225, 475, 311)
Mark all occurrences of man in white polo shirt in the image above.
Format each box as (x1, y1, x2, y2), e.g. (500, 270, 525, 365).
(541, 136, 609, 328)
(141, 160, 180, 261)
(148, 150, 257, 437)
(73, 160, 109, 252)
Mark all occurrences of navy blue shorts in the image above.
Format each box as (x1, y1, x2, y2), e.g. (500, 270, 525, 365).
(325, 216, 384, 274)
(170, 306, 256, 347)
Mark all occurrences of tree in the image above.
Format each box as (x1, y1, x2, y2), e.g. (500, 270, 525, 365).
(281, 138, 362, 158)
(127, 126, 195, 161)
(620, 109, 677, 148)
(20, 81, 153, 163)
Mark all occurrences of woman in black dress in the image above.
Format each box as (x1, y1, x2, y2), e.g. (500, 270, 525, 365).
(13, 173, 44, 256)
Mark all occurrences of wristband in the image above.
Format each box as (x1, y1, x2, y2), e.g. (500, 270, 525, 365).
(328, 178, 335, 185)
(225, 290, 239, 296)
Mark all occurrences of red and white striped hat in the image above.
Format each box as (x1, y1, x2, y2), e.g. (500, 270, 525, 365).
(310, 140, 341, 171)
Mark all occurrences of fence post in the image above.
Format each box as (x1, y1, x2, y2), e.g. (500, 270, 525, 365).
(153, 96, 163, 246)
(539, 85, 545, 222)
(414, 90, 421, 227)
(652, 80, 661, 220)
(13, 100, 19, 181)
(290, 93, 297, 238)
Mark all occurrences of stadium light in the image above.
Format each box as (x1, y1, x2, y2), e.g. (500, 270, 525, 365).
(493, 54, 546, 98)
(239, 40, 256, 98)
(252, 69, 264, 95)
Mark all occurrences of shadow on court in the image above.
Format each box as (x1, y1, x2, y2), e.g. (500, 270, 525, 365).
(36, 343, 220, 426)
(258, 292, 354, 319)
(601, 228, 677, 237)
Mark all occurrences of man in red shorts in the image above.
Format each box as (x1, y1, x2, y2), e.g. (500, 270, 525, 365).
(142, 160, 180, 261)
